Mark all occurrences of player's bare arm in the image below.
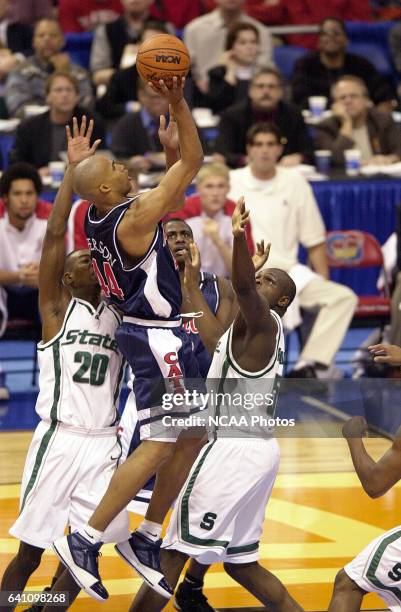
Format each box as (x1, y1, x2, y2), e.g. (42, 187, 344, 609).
(39, 117, 101, 343)
(117, 78, 203, 255)
(182, 242, 228, 354)
(368, 343, 401, 365)
(343, 416, 401, 498)
(231, 197, 277, 371)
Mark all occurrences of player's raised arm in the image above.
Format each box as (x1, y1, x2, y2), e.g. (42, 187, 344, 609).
(343, 416, 401, 498)
(231, 197, 274, 333)
(118, 78, 203, 237)
(182, 242, 228, 354)
(39, 117, 101, 341)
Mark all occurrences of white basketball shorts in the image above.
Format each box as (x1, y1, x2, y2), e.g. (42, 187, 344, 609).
(162, 437, 280, 564)
(345, 524, 401, 611)
(10, 419, 129, 549)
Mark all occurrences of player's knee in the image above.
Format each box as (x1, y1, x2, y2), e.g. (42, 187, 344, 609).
(16, 542, 43, 573)
(224, 561, 255, 579)
(333, 569, 356, 595)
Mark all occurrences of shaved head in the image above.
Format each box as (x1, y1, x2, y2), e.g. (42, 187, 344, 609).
(72, 156, 111, 200)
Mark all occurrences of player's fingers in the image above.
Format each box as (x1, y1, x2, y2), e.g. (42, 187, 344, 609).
(66, 124, 72, 142)
(259, 239, 264, 253)
(373, 355, 391, 363)
(180, 76, 185, 89)
(159, 115, 166, 131)
(172, 76, 178, 89)
(266, 242, 271, 253)
(169, 105, 175, 121)
(86, 118, 94, 140)
(80, 115, 87, 137)
(72, 116, 78, 138)
(368, 344, 388, 354)
(89, 139, 102, 154)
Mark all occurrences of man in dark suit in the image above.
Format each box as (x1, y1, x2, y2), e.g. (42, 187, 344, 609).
(9, 70, 104, 174)
(214, 67, 313, 168)
(110, 79, 170, 172)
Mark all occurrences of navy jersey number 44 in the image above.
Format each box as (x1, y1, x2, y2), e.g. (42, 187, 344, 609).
(85, 196, 182, 321)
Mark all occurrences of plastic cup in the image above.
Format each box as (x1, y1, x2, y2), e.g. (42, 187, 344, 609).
(315, 150, 332, 174)
(344, 149, 361, 176)
(308, 96, 327, 118)
(49, 161, 66, 187)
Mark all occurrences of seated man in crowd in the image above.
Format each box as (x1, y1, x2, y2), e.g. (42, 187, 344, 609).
(90, 0, 173, 86)
(214, 67, 313, 168)
(0, 162, 49, 351)
(186, 163, 233, 278)
(96, 20, 169, 121)
(9, 71, 105, 175)
(228, 122, 357, 379)
(292, 17, 396, 111)
(5, 18, 93, 118)
(111, 78, 169, 172)
(183, 0, 273, 95)
(315, 75, 401, 166)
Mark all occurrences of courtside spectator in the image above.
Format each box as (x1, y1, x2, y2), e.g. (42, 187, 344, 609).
(207, 22, 268, 113)
(0, 163, 48, 342)
(9, 71, 104, 175)
(59, 0, 123, 33)
(90, 0, 173, 86)
(315, 76, 401, 166)
(183, 0, 273, 94)
(5, 19, 93, 118)
(214, 67, 313, 168)
(96, 20, 168, 121)
(292, 17, 396, 111)
(228, 123, 357, 379)
(186, 164, 233, 277)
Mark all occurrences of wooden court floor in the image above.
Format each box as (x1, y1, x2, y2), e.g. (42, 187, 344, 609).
(0, 428, 396, 611)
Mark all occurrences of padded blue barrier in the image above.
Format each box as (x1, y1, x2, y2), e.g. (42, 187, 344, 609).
(64, 31, 94, 70)
(273, 45, 306, 81)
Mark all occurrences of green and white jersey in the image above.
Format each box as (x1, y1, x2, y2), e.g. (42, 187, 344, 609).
(36, 298, 124, 429)
(206, 309, 284, 438)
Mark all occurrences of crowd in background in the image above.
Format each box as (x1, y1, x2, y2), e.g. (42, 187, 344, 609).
(1, 0, 401, 394)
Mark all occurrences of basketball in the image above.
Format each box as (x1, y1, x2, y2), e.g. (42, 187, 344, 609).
(136, 34, 190, 87)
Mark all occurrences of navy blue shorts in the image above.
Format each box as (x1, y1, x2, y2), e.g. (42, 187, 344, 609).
(116, 319, 204, 440)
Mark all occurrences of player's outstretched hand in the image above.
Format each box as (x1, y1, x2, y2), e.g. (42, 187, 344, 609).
(182, 242, 201, 288)
(66, 116, 101, 166)
(148, 76, 185, 105)
(368, 343, 401, 365)
(158, 106, 179, 150)
(342, 415, 368, 439)
(232, 196, 250, 238)
(253, 240, 271, 272)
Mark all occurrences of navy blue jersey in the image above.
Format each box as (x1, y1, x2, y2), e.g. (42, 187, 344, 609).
(182, 271, 220, 378)
(85, 196, 182, 321)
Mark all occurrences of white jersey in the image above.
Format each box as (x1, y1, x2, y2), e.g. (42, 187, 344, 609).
(36, 298, 124, 429)
(206, 309, 284, 437)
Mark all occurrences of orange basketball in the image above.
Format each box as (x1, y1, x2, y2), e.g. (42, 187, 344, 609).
(136, 34, 190, 87)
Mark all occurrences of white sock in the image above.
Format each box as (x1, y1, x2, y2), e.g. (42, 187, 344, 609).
(137, 519, 162, 542)
(79, 523, 104, 544)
